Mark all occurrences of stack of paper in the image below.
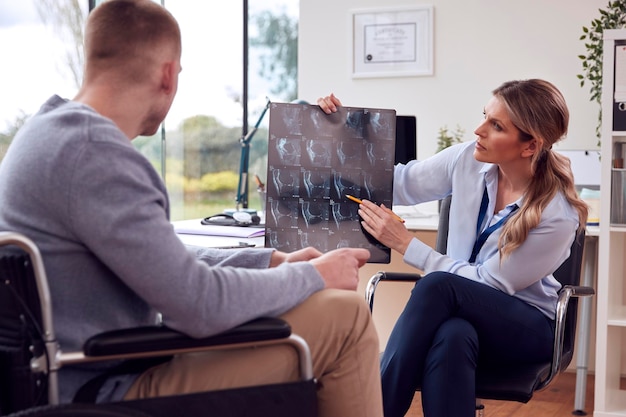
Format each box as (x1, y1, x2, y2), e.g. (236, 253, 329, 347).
(172, 218, 265, 238)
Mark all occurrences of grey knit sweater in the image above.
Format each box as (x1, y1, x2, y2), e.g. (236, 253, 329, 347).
(0, 95, 324, 403)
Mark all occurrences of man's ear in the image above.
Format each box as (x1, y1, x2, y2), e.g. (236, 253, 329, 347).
(160, 61, 175, 94)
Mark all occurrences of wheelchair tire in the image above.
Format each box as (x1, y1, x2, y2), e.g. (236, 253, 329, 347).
(6, 403, 154, 417)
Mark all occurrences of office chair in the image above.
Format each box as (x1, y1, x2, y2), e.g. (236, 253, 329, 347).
(365, 196, 594, 416)
(0, 231, 317, 417)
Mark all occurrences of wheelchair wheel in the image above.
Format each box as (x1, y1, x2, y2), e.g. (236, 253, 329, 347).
(6, 403, 154, 417)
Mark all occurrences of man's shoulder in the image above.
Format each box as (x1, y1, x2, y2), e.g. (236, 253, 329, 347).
(34, 96, 129, 147)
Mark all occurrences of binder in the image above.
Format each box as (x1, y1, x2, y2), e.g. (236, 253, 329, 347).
(614, 44, 626, 130)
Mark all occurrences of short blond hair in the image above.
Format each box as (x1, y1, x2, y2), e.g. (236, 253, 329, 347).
(84, 0, 181, 83)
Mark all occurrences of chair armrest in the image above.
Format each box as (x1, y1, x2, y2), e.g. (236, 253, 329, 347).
(562, 285, 595, 297)
(83, 317, 291, 357)
(365, 271, 423, 313)
(372, 272, 423, 282)
(539, 284, 596, 391)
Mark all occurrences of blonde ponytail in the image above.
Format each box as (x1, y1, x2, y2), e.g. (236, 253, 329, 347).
(492, 80, 588, 258)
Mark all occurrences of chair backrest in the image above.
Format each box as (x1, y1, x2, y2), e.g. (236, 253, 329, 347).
(0, 237, 48, 415)
(435, 195, 452, 254)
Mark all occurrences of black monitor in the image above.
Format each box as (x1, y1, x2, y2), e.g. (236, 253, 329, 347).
(395, 115, 417, 164)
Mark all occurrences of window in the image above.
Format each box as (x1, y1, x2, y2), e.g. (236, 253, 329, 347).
(0, 0, 298, 220)
(0, 1, 88, 164)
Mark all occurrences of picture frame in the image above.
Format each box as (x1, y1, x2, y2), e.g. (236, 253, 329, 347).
(351, 5, 433, 79)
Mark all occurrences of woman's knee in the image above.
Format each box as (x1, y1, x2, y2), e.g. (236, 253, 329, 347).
(433, 319, 478, 364)
(433, 318, 479, 350)
(409, 271, 458, 302)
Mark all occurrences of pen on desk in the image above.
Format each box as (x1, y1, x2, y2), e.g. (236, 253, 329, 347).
(345, 194, 405, 223)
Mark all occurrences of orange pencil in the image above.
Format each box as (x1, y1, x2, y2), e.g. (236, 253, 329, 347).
(346, 194, 405, 223)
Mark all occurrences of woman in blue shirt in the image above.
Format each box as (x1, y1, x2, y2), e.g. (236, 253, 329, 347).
(317, 79, 588, 417)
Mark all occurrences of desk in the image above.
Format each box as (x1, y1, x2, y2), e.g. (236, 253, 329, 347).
(173, 217, 265, 248)
(176, 232, 265, 249)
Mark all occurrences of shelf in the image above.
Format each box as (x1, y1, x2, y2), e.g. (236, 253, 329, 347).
(596, 29, 626, 416)
(608, 319, 626, 327)
(595, 411, 626, 417)
(608, 305, 626, 326)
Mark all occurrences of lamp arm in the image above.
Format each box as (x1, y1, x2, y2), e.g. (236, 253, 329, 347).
(235, 99, 271, 210)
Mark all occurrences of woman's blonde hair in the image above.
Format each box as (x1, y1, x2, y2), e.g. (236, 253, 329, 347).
(493, 79, 588, 258)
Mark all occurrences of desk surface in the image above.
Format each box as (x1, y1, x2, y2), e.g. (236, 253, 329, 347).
(173, 217, 599, 248)
(394, 206, 439, 231)
(172, 219, 265, 249)
(173, 210, 439, 249)
(395, 207, 602, 236)
(176, 233, 265, 248)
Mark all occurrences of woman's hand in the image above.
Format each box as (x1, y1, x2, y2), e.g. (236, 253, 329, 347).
(317, 93, 342, 114)
(358, 199, 414, 255)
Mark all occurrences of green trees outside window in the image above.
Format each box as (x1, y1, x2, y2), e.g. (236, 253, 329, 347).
(0, 1, 298, 220)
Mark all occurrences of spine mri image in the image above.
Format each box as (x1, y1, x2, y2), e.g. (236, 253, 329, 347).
(265, 102, 396, 263)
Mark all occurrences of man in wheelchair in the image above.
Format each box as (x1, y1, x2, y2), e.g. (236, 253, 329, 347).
(0, 2, 383, 416)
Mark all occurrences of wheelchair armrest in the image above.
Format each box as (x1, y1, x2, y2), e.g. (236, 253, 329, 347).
(83, 317, 291, 357)
(365, 271, 423, 313)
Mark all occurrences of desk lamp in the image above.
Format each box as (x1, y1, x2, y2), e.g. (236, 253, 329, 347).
(235, 99, 271, 211)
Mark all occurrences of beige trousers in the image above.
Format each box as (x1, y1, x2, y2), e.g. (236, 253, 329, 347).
(124, 289, 383, 417)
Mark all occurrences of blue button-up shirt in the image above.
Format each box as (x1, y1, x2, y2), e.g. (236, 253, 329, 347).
(394, 140, 579, 318)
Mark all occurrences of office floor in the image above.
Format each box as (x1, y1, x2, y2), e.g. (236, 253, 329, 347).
(405, 371, 594, 417)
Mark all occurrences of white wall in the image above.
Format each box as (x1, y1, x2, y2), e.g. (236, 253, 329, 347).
(298, 0, 606, 160)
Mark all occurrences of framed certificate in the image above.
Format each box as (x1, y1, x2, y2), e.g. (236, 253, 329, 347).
(351, 6, 433, 78)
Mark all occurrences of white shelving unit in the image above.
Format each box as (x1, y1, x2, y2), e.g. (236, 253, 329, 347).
(595, 29, 626, 417)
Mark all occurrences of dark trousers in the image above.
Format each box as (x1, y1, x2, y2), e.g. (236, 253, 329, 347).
(380, 272, 555, 417)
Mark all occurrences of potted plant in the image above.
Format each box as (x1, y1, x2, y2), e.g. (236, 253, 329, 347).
(436, 125, 465, 153)
(578, 1, 626, 146)
(435, 124, 465, 212)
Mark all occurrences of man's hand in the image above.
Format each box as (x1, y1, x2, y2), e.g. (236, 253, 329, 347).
(269, 247, 323, 267)
(310, 247, 370, 291)
(316, 93, 342, 114)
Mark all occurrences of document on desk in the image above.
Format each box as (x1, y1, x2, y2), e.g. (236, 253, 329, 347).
(172, 218, 265, 238)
